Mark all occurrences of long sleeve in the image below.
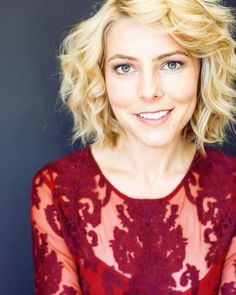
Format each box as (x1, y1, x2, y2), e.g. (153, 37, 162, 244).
(30, 167, 82, 295)
(219, 234, 236, 294)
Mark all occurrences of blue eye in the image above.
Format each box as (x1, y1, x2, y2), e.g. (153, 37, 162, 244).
(163, 61, 183, 71)
(115, 64, 134, 74)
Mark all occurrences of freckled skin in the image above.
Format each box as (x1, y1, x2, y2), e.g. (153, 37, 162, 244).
(104, 17, 200, 148)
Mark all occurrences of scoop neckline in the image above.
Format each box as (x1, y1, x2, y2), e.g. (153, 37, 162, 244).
(87, 145, 200, 202)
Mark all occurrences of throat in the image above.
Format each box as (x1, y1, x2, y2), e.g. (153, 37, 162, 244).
(91, 142, 196, 200)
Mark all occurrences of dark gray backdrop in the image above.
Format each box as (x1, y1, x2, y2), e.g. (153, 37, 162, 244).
(0, 1, 235, 294)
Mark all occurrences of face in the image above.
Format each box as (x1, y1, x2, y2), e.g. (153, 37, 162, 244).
(104, 17, 200, 149)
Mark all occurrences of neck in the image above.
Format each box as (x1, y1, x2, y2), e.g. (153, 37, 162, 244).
(114, 136, 195, 182)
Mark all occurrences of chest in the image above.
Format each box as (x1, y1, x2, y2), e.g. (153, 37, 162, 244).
(70, 190, 231, 295)
(100, 167, 187, 199)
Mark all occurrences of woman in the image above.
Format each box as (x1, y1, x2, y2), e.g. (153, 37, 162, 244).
(31, 0, 236, 294)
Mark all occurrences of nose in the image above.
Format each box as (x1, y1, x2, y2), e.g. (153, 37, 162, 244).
(138, 70, 163, 101)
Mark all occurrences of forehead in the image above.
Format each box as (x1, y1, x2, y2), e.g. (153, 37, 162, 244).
(105, 17, 187, 58)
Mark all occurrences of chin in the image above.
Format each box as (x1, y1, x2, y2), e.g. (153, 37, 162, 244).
(145, 142, 169, 149)
(139, 136, 171, 149)
(125, 129, 174, 149)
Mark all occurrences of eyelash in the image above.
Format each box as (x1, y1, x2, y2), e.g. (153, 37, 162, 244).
(113, 63, 135, 74)
(113, 60, 184, 74)
(162, 61, 184, 71)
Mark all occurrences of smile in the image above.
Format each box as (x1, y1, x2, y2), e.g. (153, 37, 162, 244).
(137, 110, 171, 120)
(136, 109, 173, 126)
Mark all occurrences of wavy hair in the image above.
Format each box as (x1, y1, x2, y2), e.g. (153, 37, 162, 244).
(59, 0, 236, 150)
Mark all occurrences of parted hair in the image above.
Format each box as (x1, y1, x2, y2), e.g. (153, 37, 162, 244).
(60, 0, 236, 150)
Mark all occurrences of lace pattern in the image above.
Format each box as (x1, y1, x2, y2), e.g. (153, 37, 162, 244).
(31, 147, 236, 294)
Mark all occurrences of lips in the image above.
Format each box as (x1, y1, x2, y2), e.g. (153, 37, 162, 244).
(137, 109, 173, 120)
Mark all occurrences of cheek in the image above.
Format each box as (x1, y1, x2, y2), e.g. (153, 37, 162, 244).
(169, 85, 197, 104)
(105, 77, 134, 108)
(164, 75, 199, 103)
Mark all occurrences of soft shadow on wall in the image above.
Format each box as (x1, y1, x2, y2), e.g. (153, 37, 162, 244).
(0, 1, 95, 294)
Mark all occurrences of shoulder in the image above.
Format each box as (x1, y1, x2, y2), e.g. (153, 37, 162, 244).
(193, 146, 236, 202)
(31, 145, 101, 215)
(192, 147, 236, 202)
(35, 146, 92, 174)
(195, 146, 236, 175)
(205, 146, 236, 164)
(32, 146, 96, 190)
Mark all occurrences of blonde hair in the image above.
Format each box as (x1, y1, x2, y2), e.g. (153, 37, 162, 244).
(60, 0, 236, 150)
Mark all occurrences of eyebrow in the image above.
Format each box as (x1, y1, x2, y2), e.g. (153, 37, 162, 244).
(107, 50, 189, 63)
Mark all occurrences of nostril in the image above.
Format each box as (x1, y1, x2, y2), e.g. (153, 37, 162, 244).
(139, 81, 163, 101)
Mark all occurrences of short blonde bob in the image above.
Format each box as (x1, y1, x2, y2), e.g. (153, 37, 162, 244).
(60, 0, 236, 150)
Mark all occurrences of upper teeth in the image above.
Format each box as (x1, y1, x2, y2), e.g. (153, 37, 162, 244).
(138, 111, 169, 120)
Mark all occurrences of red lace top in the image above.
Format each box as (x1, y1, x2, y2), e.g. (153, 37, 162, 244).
(30, 146, 236, 295)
